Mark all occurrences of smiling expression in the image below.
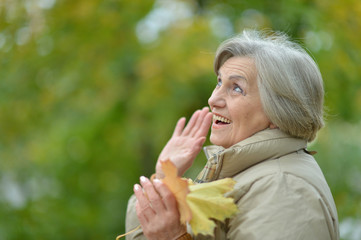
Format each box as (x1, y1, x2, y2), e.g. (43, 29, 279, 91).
(208, 56, 273, 148)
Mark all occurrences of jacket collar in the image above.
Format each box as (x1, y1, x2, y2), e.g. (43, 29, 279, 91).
(203, 128, 307, 179)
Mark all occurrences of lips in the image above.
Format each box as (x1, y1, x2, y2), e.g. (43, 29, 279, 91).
(213, 114, 231, 125)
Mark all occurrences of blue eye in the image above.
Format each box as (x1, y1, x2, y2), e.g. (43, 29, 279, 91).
(216, 78, 222, 87)
(234, 85, 244, 94)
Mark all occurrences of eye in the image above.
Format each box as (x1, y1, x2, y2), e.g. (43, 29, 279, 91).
(233, 84, 244, 95)
(216, 77, 222, 87)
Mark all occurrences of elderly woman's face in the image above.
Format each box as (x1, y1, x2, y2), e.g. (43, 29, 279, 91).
(208, 56, 272, 148)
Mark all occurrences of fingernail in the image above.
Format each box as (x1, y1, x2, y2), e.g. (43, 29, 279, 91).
(134, 184, 141, 191)
(153, 179, 161, 184)
(140, 176, 147, 183)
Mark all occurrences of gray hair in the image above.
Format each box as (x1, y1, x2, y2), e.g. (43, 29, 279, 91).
(214, 30, 324, 142)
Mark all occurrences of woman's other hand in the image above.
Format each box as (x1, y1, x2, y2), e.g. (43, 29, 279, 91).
(134, 176, 186, 240)
(156, 107, 212, 178)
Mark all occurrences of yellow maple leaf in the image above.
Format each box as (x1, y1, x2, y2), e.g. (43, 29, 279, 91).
(161, 160, 238, 236)
(161, 160, 192, 224)
(187, 178, 238, 235)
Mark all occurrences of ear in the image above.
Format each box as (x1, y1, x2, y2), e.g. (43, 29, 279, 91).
(269, 123, 278, 129)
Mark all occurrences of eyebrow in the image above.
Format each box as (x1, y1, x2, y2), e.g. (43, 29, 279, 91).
(229, 75, 247, 82)
(218, 73, 248, 82)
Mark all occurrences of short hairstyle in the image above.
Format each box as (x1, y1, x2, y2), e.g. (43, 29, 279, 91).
(214, 30, 324, 142)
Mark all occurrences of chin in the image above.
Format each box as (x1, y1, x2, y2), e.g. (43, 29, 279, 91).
(210, 135, 229, 148)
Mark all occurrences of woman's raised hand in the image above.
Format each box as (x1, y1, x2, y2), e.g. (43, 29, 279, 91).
(134, 176, 186, 240)
(155, 107, 213, 178)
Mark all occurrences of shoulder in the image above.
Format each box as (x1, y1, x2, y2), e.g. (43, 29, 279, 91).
(230, 150, 330, 200)
(226, 151, 339, 239)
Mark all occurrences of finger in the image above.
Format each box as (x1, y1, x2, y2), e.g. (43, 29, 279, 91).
(140, 176, 166, 212)
(153, 179, 178, 211)
(182, 109, 201, 136)
(134, 184, 155, 221)
(134, 184, 152, 211)
(172, 117, 186, 137)
(194, 136, 206, 149)
(195, 111, 212, 138)
(189, 137, 206, 155)
(136, 200, 150, 224)
(190, 107, 210, 137)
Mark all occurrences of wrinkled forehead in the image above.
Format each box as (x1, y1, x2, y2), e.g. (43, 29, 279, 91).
(214, 50, 256, 74)
(218, 56, 256, 77)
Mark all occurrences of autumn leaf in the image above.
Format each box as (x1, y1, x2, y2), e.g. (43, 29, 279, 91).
(161, 160, 192, 224)
(187, 178, 238, 235)
(161, 160, 238, 236)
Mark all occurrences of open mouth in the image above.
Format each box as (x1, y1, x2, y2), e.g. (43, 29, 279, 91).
(213, 114, 231, 125)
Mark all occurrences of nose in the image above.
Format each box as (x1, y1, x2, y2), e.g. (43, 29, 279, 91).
(208, 88, 226, 110)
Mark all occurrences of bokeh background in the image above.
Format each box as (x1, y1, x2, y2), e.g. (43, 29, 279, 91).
(1, 0, 360, 239)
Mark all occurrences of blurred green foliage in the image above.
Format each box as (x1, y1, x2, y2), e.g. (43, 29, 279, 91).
(0, 0, 360, 239)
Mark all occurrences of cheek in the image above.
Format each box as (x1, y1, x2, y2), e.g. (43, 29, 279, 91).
(232, 103, 251, 123)
(249, 108, 270, 129)
(233, 103, 267, 129)
(246, 100, 263, 117)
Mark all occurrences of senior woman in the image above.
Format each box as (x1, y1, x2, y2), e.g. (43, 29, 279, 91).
(125, 30, 339, 240)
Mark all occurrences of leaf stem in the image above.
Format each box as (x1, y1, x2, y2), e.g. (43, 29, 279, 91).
(116, 225, 141, 240)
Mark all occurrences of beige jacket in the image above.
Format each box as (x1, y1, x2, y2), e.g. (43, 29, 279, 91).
(125, 129, 339, 240)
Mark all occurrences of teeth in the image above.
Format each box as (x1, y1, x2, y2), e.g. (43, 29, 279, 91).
(213, 114, 231, 124)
